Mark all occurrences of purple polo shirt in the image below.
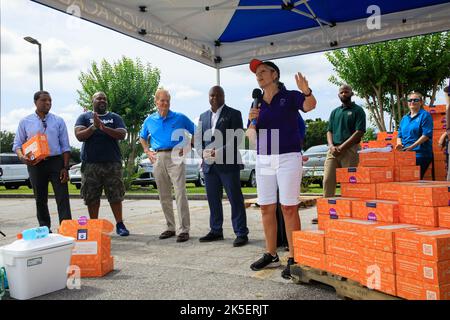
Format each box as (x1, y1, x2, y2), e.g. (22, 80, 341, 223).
(249, 88, 305, 155)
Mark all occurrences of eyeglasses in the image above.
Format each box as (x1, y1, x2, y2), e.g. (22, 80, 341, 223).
(42, 119, 47, 131)
(407, 98, 421, 103)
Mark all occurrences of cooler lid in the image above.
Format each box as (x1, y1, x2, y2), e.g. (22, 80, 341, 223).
(0, 234, 75, 257)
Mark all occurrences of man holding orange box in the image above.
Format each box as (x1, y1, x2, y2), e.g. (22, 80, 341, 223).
(13, 91, 72, 230)
(323, 85, 366, 198)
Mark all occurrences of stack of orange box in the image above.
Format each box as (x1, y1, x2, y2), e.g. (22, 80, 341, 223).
(423, 104, 448, 181)
(316, 197, 355, 230)
(352, 199, 399, 223)
(292, 230, 326, 270)
(394, 228, 450, 300)
(337, 167, 393, 199)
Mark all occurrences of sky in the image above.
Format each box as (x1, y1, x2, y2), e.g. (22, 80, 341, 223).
(1, 0, 448, 150)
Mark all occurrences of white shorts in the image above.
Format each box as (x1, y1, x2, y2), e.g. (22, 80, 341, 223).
(256, 152, 303, 206)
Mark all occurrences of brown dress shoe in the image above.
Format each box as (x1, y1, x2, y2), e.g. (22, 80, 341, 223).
(159, 230, 176, 239)
(176, 232, 189, 242)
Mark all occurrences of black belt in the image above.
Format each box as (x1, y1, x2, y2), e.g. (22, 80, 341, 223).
(43, 155, 62, 161)
(156, 148, 173, 152)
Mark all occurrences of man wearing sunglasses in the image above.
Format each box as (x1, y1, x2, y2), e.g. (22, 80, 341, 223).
(13, 91, 72, 230)
(396, 92, 433, 179)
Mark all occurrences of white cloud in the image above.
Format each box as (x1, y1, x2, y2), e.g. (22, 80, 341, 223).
(164, 84, 203, 100)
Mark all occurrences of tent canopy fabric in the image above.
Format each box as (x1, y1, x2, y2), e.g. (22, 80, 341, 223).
(32, 0, 450, 69)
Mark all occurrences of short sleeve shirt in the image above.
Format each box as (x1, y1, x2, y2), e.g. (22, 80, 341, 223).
(398, 108, 433, 158)
(248, 88, 305, 155)
(328, 102, 366, 145)
(75, 111, 127, 163)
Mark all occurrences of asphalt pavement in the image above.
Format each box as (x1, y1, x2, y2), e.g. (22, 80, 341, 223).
(0, 197, 337, 300)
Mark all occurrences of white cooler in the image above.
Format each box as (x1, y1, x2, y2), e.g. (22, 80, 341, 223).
(0, 234, 75, 300)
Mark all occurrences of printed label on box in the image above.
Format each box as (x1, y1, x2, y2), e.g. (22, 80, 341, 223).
(24, 141, 38, 154)
(77, 229, 88, 240)
(72, 241, 98, 255)
(422, 244, 433, 256)
(423, 267, 434, 280)
(426, 290, 437, 300)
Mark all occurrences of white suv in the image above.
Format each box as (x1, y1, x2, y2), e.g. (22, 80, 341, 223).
(0, 153, 32, 189)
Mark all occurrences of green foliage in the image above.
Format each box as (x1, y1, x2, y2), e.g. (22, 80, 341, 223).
(326, 32, 450, 131)
(0, 131, 15, 153)
(77, 57, 161, 189)
(304, 118, 328, 150)
(362, 128, 377, 142)
(69, 146, 81, 165)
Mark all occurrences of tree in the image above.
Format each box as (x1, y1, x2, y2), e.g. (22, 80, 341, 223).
(0, 131, 15, 153)
(362, 128, 377, 142)
(70, 146, 81, 165)
(304, 118, 328, 150)
(326, 32, 450, 131)
(77, 57, 160, 189)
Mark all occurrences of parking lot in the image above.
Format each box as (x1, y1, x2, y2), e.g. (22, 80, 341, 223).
(0, 197, 337, 300)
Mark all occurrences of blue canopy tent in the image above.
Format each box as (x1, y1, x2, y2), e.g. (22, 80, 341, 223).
(32, 0, 450, 83)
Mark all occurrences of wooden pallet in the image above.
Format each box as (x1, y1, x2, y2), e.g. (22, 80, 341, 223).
(290, 264, 402, 300)
(244, 195, 322, 208)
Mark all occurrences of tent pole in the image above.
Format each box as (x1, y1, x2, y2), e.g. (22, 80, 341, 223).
(216, 68, 221, 85)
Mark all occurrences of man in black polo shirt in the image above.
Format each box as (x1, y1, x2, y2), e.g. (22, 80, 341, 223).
(323, 85, 366, 197)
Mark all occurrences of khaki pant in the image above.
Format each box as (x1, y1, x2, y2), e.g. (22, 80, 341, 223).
(323, 144, 359, 197)
(153, 151, 190, 234)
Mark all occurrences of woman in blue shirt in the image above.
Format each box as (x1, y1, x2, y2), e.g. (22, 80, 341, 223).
(396, 92, 433, 179)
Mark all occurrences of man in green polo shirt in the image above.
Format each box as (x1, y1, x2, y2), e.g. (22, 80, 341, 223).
(323, 85, 366, 198)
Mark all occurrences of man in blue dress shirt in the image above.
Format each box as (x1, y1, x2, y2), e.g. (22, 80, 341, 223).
(139, 89, 195, 242)
(13, 91, 72, 229)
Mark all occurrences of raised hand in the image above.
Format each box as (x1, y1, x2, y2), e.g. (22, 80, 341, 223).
(295, 72, 310, 94)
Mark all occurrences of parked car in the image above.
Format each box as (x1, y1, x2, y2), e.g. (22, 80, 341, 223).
(0, 153, 32, 189)
(69, 163, 82, 189)
(133, 149, 205, 188)
(302, 144, 328, 187)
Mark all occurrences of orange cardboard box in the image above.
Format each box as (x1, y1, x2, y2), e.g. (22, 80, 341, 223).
(396, 276, 450, 300)
(326, 255, 360, 282)
(352, 199, 399, 223)
(294, 248, 327, 270)
(377, 131, 398, 142)
(395, 228, 450, 261)
(359, 269, 396, 296)
(376, 182, 402, 201)
(341, 183, 377, 199)
(358, 151, 416, 167)
(360, 247, 395, 274)
(393, 166, 420, 182)
(432, 114, 447, 130)
(325, 238, 360, 261)
(21, 133, 50, 163)
(336, 167, 393, 184)
(360, 140, 394, 149)
(398, 184, 449, 207)
(424, 104, 447, 114)
(434, 160, 448, 177)
(316, 197, 355, 218)
(292, 230, 325, 253)
(399, 205, 439, 227)
(324, 219, 382, 244)
(433, 130, 446, 152)
(59, 218, 114, 277)
(395, 254, 450, 285)
(433, 150, 447, 161)
(438, 207, 450, 228)
(360, 223, 424, 252)
(317, 214, 328, 231)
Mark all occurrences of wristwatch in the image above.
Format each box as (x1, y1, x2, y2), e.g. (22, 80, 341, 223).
(304, 88, 313, 97)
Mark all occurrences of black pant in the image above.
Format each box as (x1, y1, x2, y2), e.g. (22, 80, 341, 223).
(27, 155, 71, 229)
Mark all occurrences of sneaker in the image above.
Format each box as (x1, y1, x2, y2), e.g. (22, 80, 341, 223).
(116, 222, 130, 237)
(281, 257, 295, 279)
(250, 253, 281, 271)
(233, 235, 248, 247)
(199, 232, 224, 242)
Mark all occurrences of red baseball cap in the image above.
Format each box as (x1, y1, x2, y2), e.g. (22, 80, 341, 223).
(249, 59, 280, 78)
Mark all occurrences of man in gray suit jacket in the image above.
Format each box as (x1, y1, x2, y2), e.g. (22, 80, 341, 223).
(195, 86, 249, 247)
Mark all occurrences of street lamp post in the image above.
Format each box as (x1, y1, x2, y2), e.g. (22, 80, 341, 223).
(24, 36, 43, 91)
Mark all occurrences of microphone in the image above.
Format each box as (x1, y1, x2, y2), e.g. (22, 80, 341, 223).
(252, 88, 262, 109)
(251, 88, 262, 126)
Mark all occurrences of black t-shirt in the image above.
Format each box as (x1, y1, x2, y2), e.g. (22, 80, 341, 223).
(75, 111, 127, 163)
